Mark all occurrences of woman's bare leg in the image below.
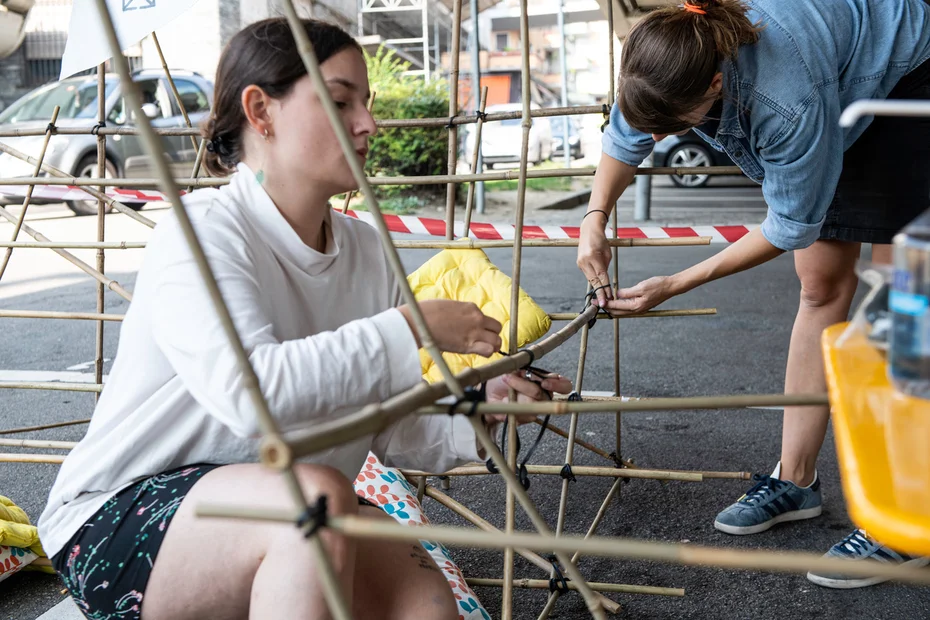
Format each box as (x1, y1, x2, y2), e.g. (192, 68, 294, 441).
(780, 240, 861, 486)
(352, 506, 458, 620)
(142, 463, 360, 620)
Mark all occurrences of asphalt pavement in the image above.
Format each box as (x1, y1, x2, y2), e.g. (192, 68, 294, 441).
(1, 190, 928, 619)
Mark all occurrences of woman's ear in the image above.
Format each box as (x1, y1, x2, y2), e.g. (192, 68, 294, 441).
(708, 71, 724, 97)
(241, 85, 274, 138)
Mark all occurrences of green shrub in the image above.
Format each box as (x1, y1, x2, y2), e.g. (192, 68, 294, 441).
(365, 47, 449, 198)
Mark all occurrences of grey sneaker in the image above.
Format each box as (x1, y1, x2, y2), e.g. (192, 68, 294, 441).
(714, 466, 822, 535)
(807, 529, 930, 589)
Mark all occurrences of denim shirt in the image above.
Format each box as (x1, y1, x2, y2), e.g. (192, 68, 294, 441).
(602, 0, 930, 250)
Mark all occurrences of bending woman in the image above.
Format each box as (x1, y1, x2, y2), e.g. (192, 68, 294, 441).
(39, 18, 569, 620)
(576, 0, 930, 586)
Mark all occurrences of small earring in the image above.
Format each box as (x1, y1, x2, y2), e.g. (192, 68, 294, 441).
(263, 129, 270, 141)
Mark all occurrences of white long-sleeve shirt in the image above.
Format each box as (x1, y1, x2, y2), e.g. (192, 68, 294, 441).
(38, 163, 481, 558)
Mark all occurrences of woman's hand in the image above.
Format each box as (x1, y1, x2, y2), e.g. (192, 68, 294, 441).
(577, 214, 614, 308)
(483, 371, 573, 427)
(577, 217, 615, 308)
(604, 275, 675, 315)
(398, 300, 502, 357)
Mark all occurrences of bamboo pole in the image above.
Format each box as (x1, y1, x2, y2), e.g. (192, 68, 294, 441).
(0, 207, 133, 301)
(0, 382, 103, 393)
(546, 300, 592, 616)
(152, 32, 199, 153)
(539, 419, 620, 463)
(0, 310, 125, 321)
(444, 0, 463, 240)
(272, 305, 597, 466)
(0, 438, 76, 450)
(0, 454, 66, 464)
(436, 392, 831, 416)
(0, 142, 157, 228)
(0, 419, 90, 434)
(548, 308, 716, 320)
(0, 242, 145, 249)
(606, 0, 621, 483)
(423, 486, 622, 613)
(95, 66, 107, 404)
(187, 136, 207, 194)
(192, 510, 930, 587)
(462, 86, 488, 236)
(0, 106, 59, 281)
(403, 465, 702, 482)
(468, 577, 683, 598)
(0, 165, 743, 187)
(500, 2, 537, 610)
(341, 92, 376, 214)
(0, 105, 604, 137)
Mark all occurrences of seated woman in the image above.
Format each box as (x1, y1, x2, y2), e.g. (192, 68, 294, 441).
(38, 18, 569, 620)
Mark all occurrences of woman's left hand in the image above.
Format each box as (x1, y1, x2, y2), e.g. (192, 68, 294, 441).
(604, 275, 674, 315)
(484, 371, 573, 426)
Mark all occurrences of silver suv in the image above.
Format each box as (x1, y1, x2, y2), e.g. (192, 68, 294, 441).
(0, 69, 213, 215)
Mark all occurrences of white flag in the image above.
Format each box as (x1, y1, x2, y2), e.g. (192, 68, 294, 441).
(59, 0, 198, 80)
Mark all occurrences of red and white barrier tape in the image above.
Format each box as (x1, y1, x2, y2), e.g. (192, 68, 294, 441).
(0, 184, 754, 243)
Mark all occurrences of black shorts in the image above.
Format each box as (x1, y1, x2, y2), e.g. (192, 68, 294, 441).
(51, 463, 378, 619)
(821, 57, 930, 244)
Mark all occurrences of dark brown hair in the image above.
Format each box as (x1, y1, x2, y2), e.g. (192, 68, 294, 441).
(618, 0, 762, 135)
(202, 18, 362, 176)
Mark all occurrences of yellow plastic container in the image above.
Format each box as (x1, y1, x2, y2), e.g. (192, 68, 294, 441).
(822, 323, 930, 555)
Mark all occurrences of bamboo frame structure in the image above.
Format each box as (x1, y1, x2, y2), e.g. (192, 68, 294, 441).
(0, 164, 743, 187)
(2, 3, 923, 620)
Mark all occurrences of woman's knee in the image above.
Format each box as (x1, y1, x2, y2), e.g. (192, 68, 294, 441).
(797, 270, 858, 309)
(795, 244, 860, 309)
(291, 463, 359, 517)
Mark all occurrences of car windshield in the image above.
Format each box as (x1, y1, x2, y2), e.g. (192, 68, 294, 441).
(0, 79, 116, 124)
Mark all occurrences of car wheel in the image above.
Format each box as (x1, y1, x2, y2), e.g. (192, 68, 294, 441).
(67, 156, 117, 216)
(668, 143, 712, 188)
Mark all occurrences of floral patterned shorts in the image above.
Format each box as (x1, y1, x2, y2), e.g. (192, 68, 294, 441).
(51, 464, 221, 620)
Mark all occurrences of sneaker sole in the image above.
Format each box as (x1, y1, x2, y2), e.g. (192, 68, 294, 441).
(806, 556, 930, 589)
(713, 505, 822, 536)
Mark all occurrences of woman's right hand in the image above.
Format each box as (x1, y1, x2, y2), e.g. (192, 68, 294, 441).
(398, 299, 503, 357)
(577, 214, 614, 307)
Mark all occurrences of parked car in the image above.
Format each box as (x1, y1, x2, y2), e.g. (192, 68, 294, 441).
(652, 129, 737, 188)
(550, 117, 584, 160)
(463, 103, 553, 168)
(0, 69, 213, 215)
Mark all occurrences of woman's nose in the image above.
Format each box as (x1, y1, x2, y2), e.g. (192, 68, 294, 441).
(652, 133, 668, 142)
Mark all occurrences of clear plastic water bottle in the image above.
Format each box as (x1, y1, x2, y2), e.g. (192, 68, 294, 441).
(888, 208, 930, 399)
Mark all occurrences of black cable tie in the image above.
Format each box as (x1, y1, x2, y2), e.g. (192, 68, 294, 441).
(567, 391, 582, 402)
(446, 116, 457, 129)
(518, 464, 531, 490)
(547, 555, 570, 593)
(522, 349, 536, 368)
(600, 104, 611, 133)
(296, 495, 328, 539)
(91, 122, 106, 136)
(45, 122, 57, 135)
(582, 286, 611, 329)
(560, 463, 577, 482)
(475, 110, 488, 122)
(448, 383, 486, 417)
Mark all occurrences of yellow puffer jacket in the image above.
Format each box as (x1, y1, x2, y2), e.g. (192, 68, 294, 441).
(0, 495, 47, 559)
(407, 248, 551, 382)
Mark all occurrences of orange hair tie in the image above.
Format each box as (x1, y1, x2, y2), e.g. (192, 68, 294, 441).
(683, 2, 707, 14)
